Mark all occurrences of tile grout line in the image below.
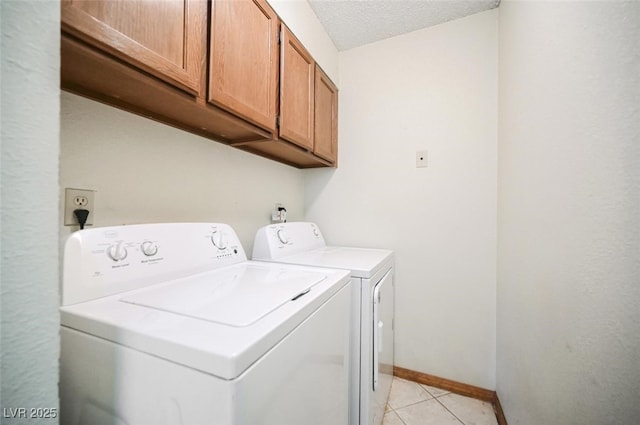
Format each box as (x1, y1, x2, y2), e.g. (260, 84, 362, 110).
(433, 396, 466, 425)
(385, 404, 408, 425)
(390, 396, 466, 425)
(388, 396, 434, 411)
(423, 384, 465, 424)
(387, 381, 435, 414)
(386, 383, 434, 425)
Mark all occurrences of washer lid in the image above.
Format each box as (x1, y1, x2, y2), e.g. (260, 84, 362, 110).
(120, 264, 324, 327)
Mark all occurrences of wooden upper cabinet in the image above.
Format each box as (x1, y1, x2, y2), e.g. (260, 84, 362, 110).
(61, 0, 337, 168)
(279, 25, 315, 151)
(61, 0, 207, 96)
(314, 65, 338, 164)
(209, 0, 279, 134)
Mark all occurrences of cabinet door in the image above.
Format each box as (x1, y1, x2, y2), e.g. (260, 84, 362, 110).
(279, 25, 315, 151)
(314, 65, 338, 164)
(61, 0, 206, 96)
(209, 0, 279, 133)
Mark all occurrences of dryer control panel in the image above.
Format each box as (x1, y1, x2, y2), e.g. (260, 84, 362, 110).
(252, 222, 325, 260)
(63, 223, 246, 306)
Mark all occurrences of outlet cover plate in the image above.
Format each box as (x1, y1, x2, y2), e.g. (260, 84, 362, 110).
(64, 188, 95, 226)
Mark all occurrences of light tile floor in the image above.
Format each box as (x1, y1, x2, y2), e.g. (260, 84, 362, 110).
(383, 377, 498, 425)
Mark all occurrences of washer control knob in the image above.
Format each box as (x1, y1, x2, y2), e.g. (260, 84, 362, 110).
(107, 242, 128, 262)
(312, 227, 320, 237)
(211, 230, 227, 250)
(277, 229, 289, 244)
(141, 241, 158, 256)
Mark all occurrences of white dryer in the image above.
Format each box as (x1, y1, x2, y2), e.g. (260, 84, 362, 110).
(60, 222, 351, 425)
(252, 222, 394, 425)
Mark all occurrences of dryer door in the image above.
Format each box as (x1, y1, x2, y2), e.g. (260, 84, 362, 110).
(372, 269, 394, 392)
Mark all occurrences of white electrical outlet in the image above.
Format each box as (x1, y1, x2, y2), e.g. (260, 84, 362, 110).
(416, 150, 428, 168)
(272, 203, 285, 222)
(64, 188, 95, 227)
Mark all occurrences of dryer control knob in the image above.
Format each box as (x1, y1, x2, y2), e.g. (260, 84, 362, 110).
(107, 242, 128, 262)
(277, 229, 289, 244)
(312, 227, 320, 237)
(141, 241, 158, 256)
(211, 230, 227, 250)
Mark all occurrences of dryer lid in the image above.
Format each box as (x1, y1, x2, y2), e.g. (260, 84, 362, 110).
(279, 246, 393, 279)
(120, 264, 326, 327)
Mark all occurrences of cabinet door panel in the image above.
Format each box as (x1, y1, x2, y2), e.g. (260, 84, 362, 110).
(314, 65, 338, 164)
(279, 25, 315, 151)
(62, 0, 206, 96)
(209, 0, 278, 133)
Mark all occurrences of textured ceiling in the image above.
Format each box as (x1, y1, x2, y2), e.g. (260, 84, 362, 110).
(308, 0, 500, 51)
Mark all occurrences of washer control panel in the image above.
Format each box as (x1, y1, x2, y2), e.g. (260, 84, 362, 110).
(63, 223, 246, 305)
(252, 222, 325, 260)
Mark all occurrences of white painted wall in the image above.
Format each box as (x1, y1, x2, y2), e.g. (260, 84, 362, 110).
(497, 1, 640, 423)
(60, 93, 304, 255)
(1, 0, 60, 417)
(305, 10, 498, 389)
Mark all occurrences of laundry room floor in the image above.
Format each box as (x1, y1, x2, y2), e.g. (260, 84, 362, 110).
(384, 377, 498, 425)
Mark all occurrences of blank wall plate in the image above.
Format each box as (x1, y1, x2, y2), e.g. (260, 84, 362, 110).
(416, 150, 428, 168)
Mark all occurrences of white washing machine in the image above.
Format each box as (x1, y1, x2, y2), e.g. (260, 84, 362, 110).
(60, 222, 352, 425)
(252, 222, 394, 425)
